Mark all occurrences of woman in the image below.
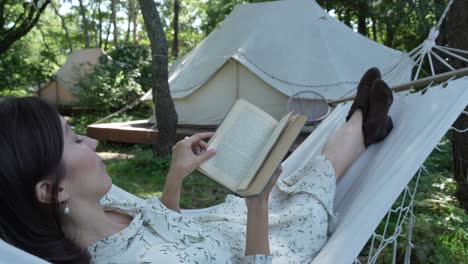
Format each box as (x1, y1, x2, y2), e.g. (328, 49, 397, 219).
(0, 68, 393, 263)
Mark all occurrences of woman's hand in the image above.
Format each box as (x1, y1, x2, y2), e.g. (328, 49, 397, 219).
(244, 164, 282, 257)
(161, 132, 216, 212)
(168, 132, 217, 182)
(245, 164, 283, 207)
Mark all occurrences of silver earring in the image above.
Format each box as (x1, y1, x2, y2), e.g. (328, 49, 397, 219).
(64, 201, 70, 215)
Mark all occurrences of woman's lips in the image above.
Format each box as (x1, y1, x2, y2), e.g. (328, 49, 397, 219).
(97, 155, 105, 168)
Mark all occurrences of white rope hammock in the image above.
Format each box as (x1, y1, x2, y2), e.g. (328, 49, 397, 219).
(354, 167, 424, 264)
(346, 1, 468, 262)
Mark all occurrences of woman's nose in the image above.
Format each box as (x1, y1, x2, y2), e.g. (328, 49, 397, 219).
(83, 136, 99, 151)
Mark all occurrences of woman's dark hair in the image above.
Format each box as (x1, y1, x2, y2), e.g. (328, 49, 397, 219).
(0, 97, 90, 263)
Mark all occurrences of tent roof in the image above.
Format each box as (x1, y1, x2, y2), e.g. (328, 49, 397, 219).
(41, 48, 106, 91)
(160, 0, 409, 101)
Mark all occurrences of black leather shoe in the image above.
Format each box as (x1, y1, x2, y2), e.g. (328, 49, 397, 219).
(346, 67, 382, 122)
(363, 79, 394, 148)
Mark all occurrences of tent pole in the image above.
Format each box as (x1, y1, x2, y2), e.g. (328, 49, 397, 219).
(93, 99, 143, 124)
(329, 67, 468, 105)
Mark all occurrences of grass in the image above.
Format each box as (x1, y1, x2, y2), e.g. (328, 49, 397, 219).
(69, 112, 468, 264)
(100, 144, 230, 208)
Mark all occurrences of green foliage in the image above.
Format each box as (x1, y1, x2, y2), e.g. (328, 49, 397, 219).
(157, 0, 206, 62)
(318, 0, 449, 53)
(0, 88, 30, 97)
(0, 0, 51, 55)
(76, 43, 151, 110)
(198, 0, 273, 36)
(0, 7, 66, 93)
(0, 33, 57, 92)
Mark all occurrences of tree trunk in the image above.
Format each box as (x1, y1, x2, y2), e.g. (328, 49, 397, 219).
(50, 0, 73, 52)
(172, 0, 180, 59)
(126, 0, 139, 44)
(356, 0, 368, 37)
(132, 8, 138, 44)
(104, 20, 112, 50)
(126, 11, 131, 43)
(0, 0, 51, 55)
(446, 0, 468, 212)
(385, 24, 395, 47)
(78, 0, 91, 48)
(125, 0, 132, 43)
(371, 15, 377, 41)
(91, 2, 99, 47)
(98, 0, 103, 48)
(111, 0, 119, 48)
(139, 0, 178, 157)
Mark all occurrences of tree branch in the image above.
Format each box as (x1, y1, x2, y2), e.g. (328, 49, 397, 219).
(0, 0, 50, 55)
(0, 2, 5, 30)
(50, 0, 73, 52)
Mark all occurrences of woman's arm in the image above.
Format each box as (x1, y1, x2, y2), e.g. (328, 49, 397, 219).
(244, 165, 282, 257)
(160, 170, 184, 213)
(160, 132, 216, 212)
(245, 197, 270, 255)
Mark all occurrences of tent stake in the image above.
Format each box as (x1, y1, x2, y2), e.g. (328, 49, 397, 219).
(329, 67, 468, 105)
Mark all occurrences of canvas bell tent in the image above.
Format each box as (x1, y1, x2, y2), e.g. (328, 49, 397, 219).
(88, 0, 413, 144)
(141, 0, 412, 125)
(38, 48, 106, 106)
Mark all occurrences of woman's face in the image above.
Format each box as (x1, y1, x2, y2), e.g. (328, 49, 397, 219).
(59, 117, 112, 203)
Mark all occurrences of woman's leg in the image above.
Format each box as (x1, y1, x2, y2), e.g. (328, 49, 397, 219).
(321, 109, 365, 181)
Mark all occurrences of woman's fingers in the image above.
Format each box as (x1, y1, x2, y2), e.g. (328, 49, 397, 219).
(193, 144, 201, 155)
(197, 140, 209, 150)
(187, 132, 214, 144)
(197, 148, 217, 163)
(184, 133, 213, 154)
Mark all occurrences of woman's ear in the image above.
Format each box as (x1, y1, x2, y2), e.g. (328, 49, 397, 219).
(35, 180, 70, 204)
(57, 185, 70, 203)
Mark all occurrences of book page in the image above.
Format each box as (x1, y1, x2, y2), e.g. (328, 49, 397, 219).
(198, 99, 277, 191)
(237, 112, 292, 190)
(237, 114, 307, 197)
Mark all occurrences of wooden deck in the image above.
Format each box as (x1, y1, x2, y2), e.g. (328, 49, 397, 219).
(87, 120, 216, 145)
(87, 120, 311, 153)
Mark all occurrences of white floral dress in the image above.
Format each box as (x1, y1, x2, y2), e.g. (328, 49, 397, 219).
(88, 154, 337, 264)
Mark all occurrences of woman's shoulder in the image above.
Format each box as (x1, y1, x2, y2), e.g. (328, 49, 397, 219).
(90, 195, 234, 263)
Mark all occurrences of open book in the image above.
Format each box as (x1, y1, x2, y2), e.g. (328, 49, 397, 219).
(197, 99, 307, 197)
